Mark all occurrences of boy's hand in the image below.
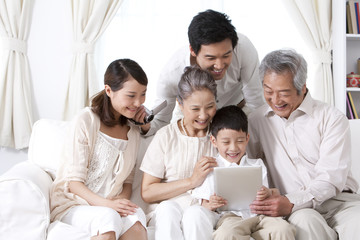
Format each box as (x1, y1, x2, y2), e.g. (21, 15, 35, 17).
(256, 186, 272, 201)
(202, 194, 227, 211)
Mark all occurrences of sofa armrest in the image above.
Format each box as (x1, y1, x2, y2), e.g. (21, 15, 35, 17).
(0, 161, 53, 240)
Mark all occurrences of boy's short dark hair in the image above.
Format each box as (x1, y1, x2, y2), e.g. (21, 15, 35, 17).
(210, 105, 248, 138)
(188, 9, 238, 55)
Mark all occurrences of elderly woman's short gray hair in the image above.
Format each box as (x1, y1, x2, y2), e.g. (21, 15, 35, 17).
(259, 49, 307, 94)
(177, 66, 217, 105)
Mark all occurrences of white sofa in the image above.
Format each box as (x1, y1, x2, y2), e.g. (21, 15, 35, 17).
(1, 118, 360, 240)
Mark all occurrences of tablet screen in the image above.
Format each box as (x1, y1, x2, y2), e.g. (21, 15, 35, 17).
(214, 166, 262, 211)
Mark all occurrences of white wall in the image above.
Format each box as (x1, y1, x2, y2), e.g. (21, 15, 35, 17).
(0, 0, 72, 174)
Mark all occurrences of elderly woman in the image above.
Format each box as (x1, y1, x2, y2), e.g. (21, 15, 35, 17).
(140, 66, 218, 240)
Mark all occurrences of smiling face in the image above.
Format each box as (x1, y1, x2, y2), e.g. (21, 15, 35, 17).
(190, 38, 233, 80)
(105, 77, 147, 119)
(211, 128, 249, 164)
(179, 89, 217, 135)
(263, 71, 306, 119)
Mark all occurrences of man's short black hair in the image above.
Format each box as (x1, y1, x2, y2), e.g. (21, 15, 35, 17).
(210, 105, 248, 138)
(188, 9, 238, 55)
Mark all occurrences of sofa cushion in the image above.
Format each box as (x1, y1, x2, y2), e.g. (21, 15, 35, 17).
(349, 119, 360, 193)
(130, 135, 153, 212)
(0, 161, 53, 240)
(28, 119, 70, 180)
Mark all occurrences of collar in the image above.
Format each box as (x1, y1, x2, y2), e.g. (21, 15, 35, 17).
(217, 153, 248, 167)
(264, 90, 314, 118)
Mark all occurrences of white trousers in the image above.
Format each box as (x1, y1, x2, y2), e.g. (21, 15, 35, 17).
(61, 205, 146, 239)
(288, 192, 360, 240)
(47, 221, 91, 240)
(148, 200, 218, 240)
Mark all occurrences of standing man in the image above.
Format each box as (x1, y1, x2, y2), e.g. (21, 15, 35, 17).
(247, 49, 360, 240)
(141, 9, 264, 135)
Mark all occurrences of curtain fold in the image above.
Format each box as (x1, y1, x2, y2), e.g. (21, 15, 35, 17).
(282, 0, 333, 105)
(63, 0, 123, 120)
(0, 0, 34, 149)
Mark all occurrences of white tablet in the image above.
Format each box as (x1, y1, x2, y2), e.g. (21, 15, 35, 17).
(214, 166, 262, 211)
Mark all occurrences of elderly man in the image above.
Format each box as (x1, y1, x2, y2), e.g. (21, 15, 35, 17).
(247, 49, 360, 240)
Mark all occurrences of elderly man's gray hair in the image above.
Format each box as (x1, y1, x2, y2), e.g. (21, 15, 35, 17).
(259, 49, 307, 94)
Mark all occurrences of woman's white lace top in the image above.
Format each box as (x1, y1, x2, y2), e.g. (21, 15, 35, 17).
(85, 131, 127, 198)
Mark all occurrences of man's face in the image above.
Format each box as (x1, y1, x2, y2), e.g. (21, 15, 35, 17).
(263, 71, 306, 119)
(191, 38, 233, 80)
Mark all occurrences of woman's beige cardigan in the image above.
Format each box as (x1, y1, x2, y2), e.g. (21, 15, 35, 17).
(50, 108, 140, 221)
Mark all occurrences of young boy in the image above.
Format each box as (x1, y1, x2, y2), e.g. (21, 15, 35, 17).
(191, 105, 296, 240)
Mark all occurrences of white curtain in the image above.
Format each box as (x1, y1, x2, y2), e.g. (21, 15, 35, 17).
(63, 0, 123, 120)
(282, 0, 333, 105)
(0, 0, 34, 149)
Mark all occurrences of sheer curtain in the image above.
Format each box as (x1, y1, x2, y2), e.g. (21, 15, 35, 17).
(283, 0, 333, 105)
(63, 0, 123, 120)
(0, 0, 34, 149)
